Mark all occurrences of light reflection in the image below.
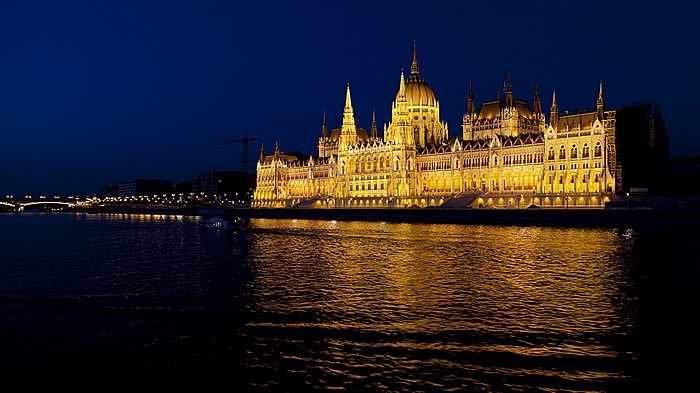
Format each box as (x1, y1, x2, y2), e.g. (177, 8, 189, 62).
(247, 219, 631, 342)
(242, 219, 641, 391)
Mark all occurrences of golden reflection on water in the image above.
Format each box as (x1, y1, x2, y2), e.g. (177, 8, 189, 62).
(241, 219, 641, 390)
(246, 219, 632, 346)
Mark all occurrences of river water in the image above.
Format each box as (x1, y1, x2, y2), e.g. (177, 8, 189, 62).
(0, 212, 697, 392)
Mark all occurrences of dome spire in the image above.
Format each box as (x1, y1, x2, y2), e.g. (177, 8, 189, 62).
(411, 39, 419, 76)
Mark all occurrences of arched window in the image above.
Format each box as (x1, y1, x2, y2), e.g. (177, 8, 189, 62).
(559, 145, 566, 160)
(571, 145, 578, 159)
(583, 144, 590, 158)
(548, 147, 555, 161)
(594, 142, 602, 157)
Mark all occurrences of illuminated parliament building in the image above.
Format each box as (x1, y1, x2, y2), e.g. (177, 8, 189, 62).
(253, 46, 620, 209)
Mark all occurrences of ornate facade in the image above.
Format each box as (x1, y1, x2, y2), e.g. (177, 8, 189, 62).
(253, 46, 617, 209)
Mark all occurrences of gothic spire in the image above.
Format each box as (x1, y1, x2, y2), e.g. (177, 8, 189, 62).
(505, 71, 514, 107)
(550, 90, 559, 130)
(340, 83, 357, 147)
(411, 39, 419, 76)
(533, 80, 542, 114)
(345, 83, 353, 111)
(371, 108, 378, 140)
(399, 69, 406, 98)
(596, 81, 605, 120)
(467, 80, 475, 115)
(321, 109, 328, 138)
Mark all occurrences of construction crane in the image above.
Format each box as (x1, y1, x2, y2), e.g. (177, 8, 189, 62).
(216, 130, 258, 174)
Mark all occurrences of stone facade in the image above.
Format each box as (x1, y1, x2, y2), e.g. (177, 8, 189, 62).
(253, 47, 616, 209)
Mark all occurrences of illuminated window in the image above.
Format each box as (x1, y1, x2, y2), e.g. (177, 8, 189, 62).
(583, 144, 590, 158)
(594, 142, 602, 157)
(571, 145, 577, 159)
(559, 146, 566, 159)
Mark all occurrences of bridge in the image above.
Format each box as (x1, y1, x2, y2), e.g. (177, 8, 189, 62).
(1, 195, 80, 212)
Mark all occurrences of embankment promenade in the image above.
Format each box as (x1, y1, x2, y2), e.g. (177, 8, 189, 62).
(231, 206, 700, 229)
(67, 205, 700, 229)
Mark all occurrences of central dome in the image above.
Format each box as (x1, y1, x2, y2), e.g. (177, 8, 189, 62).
(399, 74, 437, 106)
(395, 43, 437, 107)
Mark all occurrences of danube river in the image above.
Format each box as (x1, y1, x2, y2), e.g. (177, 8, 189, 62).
(1, 212, 697, 392)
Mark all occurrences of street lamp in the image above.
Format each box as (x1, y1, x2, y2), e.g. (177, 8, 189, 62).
(626, 192, 630, 209)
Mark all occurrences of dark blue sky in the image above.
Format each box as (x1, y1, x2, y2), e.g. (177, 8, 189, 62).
(1, 0, 698, 197)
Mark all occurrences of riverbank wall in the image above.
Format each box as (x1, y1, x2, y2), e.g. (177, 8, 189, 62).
(230, 206, 700, 229)
(63, 205, 700, 229)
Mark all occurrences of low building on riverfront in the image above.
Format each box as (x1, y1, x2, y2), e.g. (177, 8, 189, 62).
(252, 45, 660, 209)
(118, 179, 175, 198)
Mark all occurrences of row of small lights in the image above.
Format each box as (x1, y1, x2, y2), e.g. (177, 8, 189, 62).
(4, 195, 80, 200)
(4, 190, 253, 204)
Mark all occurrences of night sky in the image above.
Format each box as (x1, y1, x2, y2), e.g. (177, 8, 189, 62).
(1, 0, 698, 197)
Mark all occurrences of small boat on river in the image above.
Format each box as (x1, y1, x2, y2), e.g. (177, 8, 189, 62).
(199, 216, 246, 232)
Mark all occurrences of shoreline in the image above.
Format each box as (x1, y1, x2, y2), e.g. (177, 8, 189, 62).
(233, 207, 700, 229)
(62, 205, 700, 229)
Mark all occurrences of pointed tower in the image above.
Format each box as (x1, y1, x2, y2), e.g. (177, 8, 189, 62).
(339, 83, 357, 150)
(467, 80, 476, 116)
(533, 81, 545, 130)
(370, 109, 378, 140)
(321, 110, 328, 139)
(550, 90, 559, 131)
(505, 71, 514, 107)
(400, 41, 446, 147)
(411, 39, 419, 77)
(532, 81, 542, 115)
(391, 70, 412, 145)
(387, 68, 417, 198)
(596, 81, 605, 121)
(501, 71, 519, 136)
(463, 80, 477, 140)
